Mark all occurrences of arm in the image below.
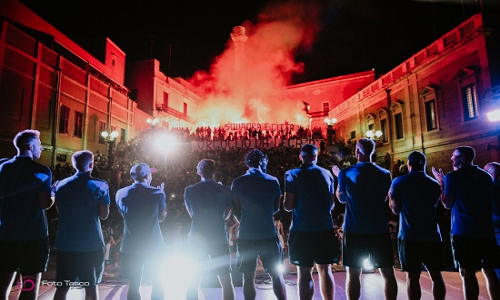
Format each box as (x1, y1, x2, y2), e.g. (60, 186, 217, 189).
(39, 191, 54, 210)
(388, 192, 401, 214)
(158, 192, 167, 222)
(283, 192, 295, 212)
(329, 192, 336, 211)
(158, 208, 167, 222)
(232, 197, 242, 221)
(99, 204, 110, 220)
(274, 196, 281, 213)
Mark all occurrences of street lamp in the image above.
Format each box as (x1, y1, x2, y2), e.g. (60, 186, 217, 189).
(324, 117, 337, 145)
(365, 129, 383, 141)
(101, 130, 119, 169)
(147, 118, 160, 128)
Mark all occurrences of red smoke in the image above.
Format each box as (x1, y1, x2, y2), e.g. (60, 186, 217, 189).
(188, 1, 322, 127)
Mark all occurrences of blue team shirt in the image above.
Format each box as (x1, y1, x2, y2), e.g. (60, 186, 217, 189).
(116, 182, 166, 254)
(0, 156, 52, 241)
(55, 172, 110, 251)
(390, 170, 442, 242)
(231, 168, 281, 239)
(338, 162, 392, 234)
(184, 180, 233, 246)
(284, 163, 335, 232)
(444, 165, 495, 237)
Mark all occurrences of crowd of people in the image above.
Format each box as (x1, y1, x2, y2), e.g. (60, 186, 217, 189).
(0, 128, 499, 300)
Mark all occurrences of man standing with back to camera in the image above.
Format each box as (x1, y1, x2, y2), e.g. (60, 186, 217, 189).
(284, 144, 337, 300)
(389, 151, 446, 300)
(432, 146, 500, 299)
(333, 138, 397, 300)
(53, 150, 110, 300)
(116, 163, 167, 300)
(0, 129, 54, 300)
(231, 149, 286, 300)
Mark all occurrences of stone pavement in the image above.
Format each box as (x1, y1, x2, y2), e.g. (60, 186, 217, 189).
(9, 252, 493, 299)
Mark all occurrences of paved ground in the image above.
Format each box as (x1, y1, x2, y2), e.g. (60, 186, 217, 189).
(9, 252, 492, 299)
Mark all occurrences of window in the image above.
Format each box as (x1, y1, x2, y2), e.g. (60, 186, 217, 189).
(462, 84, 479, 121)
(395, 113, 404, 139)
(183, 102, 188, 115)
(322, 102, 330, 117)
(59, 105, 70, 134)
(98, 121, 106, 144)
(366, 114, 375, 133)
(380, 119, 388, 143)
(74, 111, 83, 138)
(454, 67, 479, 122)
(425, 100, 437, 131)
(420, 86, 439, 132)
(350, 130, 356, 140)
(391, 101, 404, 140)
(121, 128, 126, 142)
(164, 92, 169, 109)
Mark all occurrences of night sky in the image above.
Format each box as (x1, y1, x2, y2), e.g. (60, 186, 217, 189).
(20, 0, 486, 84)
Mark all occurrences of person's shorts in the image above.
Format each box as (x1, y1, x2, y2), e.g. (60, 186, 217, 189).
(56, 249, 105, 287)
(288, 229, 339, 268)
(189, 243, 232, 275)
(120, 252, 165, 280)
(237, 237, 282, 274)
(0, 238, 49, 274)
(451, 235, 500, 270)
(398, 239, 445, 273)
(342, 231, 394, 269)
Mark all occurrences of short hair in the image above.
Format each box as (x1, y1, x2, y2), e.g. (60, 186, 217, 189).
(455, 146, 475, 162)
(407, 151, 426, 170)
(245, 149, 266, 168)
(13, 130, 40, 152)
(300, 144, 318, 159)
(71, 150, 94, 172)
(356, 138, 375, 156)
(485, 162, 500, 179)
(197, 159, 216, 179)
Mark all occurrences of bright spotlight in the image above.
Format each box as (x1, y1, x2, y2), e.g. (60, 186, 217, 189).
(155, 134, 179, 153)
(362, 258, 374, 271)
(487, 109, 500, 122)
(163, 253, 197, 298)
(276, 263, 285, 273)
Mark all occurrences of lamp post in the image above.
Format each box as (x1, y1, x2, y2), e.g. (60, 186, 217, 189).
(324, 117, 337, 145)
(101, 130, 119, 169)
(365, 129, 383, 142)
(147, 118, 160, 129)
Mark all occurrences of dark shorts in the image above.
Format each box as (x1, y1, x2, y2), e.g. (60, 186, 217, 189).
(288, 229, 339, 267)
(56, 249, 105, 287)
(237, 237, 282, 274)
(189, 243, 231, 275)
(398, 239, 445, 273)
(451, 235, 500, 270)
(120, 252, 165, 280)
(0, 238, 49, 274)
(342, 231, 394, 269)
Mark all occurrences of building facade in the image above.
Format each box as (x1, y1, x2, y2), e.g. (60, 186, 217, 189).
(298, 12, 500, 172)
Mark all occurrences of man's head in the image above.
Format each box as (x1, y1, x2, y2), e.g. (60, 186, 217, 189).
(71, 150, 94, 173)
(484, 162, 500, 180)
(451, 146, 475, 169)
(244, 149, 267, 169)
(300, 144, 318, 164)
(197, 159, 216, 180)
(407, 151, 426, 172)
(13, 130, 43, 159)
(356, 138, 375, 161)
(130, 163, 155, 183)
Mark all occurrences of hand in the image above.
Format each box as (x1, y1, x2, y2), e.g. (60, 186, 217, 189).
(431, 167, 444, 185)
(332, 165, 340, 177)
(157, 182, 165, 190)
(51, 180, 60, 197)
